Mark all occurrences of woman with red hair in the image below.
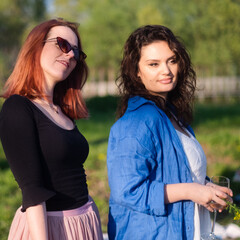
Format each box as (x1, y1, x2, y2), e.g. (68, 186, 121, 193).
(0, 18, 103, 240)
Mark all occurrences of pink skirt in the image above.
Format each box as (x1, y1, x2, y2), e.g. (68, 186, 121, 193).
(8, 198, 103, 240)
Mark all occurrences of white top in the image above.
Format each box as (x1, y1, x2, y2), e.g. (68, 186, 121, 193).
(176, 129, 211, 240)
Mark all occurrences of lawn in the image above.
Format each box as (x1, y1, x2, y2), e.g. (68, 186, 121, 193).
(0, 96, 240, 238)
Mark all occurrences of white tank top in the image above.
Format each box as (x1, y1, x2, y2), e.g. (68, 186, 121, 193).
(176, 128, 211, 239)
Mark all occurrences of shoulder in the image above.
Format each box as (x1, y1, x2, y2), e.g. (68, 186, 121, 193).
(3, 94, 29, 106)
(0, 95, 34, 121)
(132, 102, 163, 120)
(125, 96, 166, 125)
(126, 96, 165, 120)
(2, 95, 32, 111)
(110, 97, 167, 138)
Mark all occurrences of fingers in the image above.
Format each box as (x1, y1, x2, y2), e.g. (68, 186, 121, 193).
(209, 184, 233, 197)
(217, 186, 233, 197)
(202, 185, 233, 212)
(227, 188, 233, 197)
(204, 203, 215, 212)
(211, 194, 227, 208)
(208, 191, 233, 212)
(194, 183, 233, 212)
(215, 188, 233, 203)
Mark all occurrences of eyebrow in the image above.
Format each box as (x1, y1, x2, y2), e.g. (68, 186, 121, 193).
(145, 55, 176, 62)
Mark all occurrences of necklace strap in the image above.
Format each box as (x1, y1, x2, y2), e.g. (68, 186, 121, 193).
(41, 99, 59, 114)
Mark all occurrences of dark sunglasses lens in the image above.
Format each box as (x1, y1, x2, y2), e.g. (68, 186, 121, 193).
(57, 37, 71, 53)
(73, 50, 79, 61)
(57, 37, 81, 61)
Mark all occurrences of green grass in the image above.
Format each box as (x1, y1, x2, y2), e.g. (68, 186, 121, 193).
(193, 101, 240, 177)
(76, 96, 118, 232)
(0, 96, 240, 238)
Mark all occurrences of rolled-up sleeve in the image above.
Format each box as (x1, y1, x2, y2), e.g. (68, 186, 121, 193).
(107, 126, 166, 216)
(0, 96, 55, 211)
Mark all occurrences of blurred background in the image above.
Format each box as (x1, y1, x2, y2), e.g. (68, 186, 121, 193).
(0, 0, 240, 239)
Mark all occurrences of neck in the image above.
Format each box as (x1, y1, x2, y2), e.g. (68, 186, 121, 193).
(44, 91, 54, 102)
(43, 79, 56, 102)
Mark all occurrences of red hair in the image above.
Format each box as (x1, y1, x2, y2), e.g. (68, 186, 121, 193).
(2, 18, 88, 119)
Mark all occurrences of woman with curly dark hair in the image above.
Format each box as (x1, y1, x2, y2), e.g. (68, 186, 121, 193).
(107, 25, 232, 240)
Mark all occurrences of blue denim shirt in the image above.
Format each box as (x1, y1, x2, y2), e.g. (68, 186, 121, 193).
(107, 96, 194, 240)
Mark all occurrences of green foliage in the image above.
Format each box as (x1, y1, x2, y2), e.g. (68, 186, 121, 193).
(78, 0, 141, 69)
(51, 0, 240, 76)
(1, 0, 240, 80)
(0, 0, 47, 84)
(53, 0, 167, 69)
(160, 0, 240, 76)
(193, 101, 240, 177)
(1, 0, 240, 79)
(137, 3, 164, 26)
(0, 0, 46, 48)
(0, 128, 21, 238)
(227, 201, 240, 222)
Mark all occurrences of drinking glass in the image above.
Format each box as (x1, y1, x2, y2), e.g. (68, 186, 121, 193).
(201, 176, 230, 240)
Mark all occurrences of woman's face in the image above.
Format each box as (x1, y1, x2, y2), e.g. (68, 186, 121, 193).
(137, 41, 178, 99)
(40, 26, 78, 93)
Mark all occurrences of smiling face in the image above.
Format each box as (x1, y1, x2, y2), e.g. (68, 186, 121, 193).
(137, 41, 178, 99)
(40, 26, 78, 95)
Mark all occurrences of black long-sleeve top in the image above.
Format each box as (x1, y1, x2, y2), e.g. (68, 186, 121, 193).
(0, 95, 89, 212)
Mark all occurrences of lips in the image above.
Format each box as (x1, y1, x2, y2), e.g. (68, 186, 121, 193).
(57, 60, 69, 68)
(158, 78, 173, 84)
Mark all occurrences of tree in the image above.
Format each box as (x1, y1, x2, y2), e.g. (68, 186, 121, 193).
(160, 0, 240, 75)
(50, 0, 240, 76)
(53, 0, 166, 71)
(0, 0, 47, 83)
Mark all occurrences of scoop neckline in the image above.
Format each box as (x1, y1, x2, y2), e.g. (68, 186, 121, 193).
(24, 96, 77, 131)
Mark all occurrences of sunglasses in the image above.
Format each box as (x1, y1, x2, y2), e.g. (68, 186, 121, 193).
(44, 37, 87, 61)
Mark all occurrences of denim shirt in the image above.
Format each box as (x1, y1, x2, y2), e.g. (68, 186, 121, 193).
(107, 96, 194, 240)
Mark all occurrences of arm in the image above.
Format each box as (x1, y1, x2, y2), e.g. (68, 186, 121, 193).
(26, 202, 48, 240)
(107, 121, 232, 216)
(164, 182, 233, 212)
(107, 132, 166, 216)
(0, 96, 55, 235)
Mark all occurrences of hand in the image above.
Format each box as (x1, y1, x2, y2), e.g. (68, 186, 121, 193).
(190, 183, 233, 212)
(206, 182, 233, 211)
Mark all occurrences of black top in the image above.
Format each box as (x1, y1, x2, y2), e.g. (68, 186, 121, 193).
(0, 95, 89, 211)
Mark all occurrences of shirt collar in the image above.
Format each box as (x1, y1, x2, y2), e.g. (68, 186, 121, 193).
(127, 96, 156, 112)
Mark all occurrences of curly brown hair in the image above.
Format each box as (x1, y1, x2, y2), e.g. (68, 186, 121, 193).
(117, 25, 196, 125)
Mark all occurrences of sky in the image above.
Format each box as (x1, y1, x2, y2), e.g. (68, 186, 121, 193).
(46, 0, 54, 13)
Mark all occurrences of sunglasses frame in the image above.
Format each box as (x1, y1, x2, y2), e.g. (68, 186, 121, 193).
(44, 36, 87, 61)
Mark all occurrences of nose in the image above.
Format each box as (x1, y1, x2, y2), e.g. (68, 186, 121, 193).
(66, 49, 75, 60)
(160, 62, 171, 75)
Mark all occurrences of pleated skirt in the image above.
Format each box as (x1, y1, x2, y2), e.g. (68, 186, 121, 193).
(8, 198, 103, 240)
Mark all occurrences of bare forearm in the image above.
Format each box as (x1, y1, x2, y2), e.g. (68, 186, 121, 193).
(164, 182, 233, 212)
(164, 183, 192, 204)
(26, 202, 48, 240)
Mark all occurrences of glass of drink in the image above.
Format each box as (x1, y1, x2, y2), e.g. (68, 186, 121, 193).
(201, 176, 230, 240)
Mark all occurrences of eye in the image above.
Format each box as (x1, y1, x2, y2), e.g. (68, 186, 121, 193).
(149, 63, 159, 67)
(55, 42, 60, 48)
(169, 58, 177, 64)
